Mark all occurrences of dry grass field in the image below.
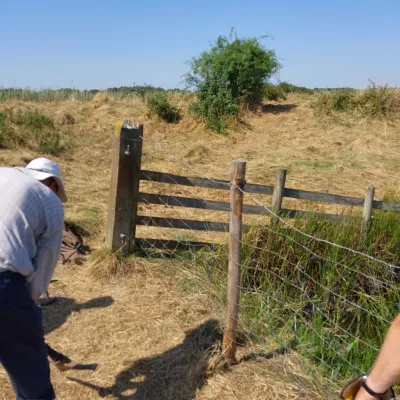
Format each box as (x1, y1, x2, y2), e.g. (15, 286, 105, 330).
(0, 91, 399, 399)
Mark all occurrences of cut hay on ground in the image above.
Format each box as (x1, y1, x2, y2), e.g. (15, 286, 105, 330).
(1, 92, 399, 399)
(0, 259, 337, 400)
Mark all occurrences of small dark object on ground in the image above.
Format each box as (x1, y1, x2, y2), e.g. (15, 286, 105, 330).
(46, 344, 98, 372)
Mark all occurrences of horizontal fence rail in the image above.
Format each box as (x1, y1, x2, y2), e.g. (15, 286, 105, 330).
(139, 193, 358, 221)
(137, 215, 231, 232)
(105, 123, 400, 254)
(137, 215, 253, 233)
(141, 170, 400, 212)
(141, 170, 230, 191)
(134, 238, 217, 250)
(141, 170, 273, 195)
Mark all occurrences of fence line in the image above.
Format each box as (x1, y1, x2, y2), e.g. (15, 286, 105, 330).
(232, 183, 399, 270)
(105, 121, 400, 392)
(141, 169, 400, 214)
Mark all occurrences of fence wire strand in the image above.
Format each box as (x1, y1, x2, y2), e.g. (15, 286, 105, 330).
(110, 134, 400, 393)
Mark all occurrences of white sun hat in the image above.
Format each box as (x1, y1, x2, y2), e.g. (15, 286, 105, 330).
(26, 158, 67, 202)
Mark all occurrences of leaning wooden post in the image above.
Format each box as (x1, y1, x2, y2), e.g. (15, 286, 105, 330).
(223, 159, 246, 364)
(363, 185, 375, 235)
(105, 121, 143, 254)
(271, 169, 287, 224)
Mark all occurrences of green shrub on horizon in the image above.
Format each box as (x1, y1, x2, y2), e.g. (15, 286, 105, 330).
(313, 84, 400, 119)
(147, 92, 181, 123)
(278, 81, 314, 95)
(186, 30, 281, 133)
(264, 83, 286, 101)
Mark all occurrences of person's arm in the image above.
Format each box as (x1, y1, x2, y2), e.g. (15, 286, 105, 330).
(28, 211, 64, 300)
(355, 315, 400, 399)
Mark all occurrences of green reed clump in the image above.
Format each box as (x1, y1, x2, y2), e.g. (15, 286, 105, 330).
(194, 209, 400, 381)
(0, 108, 71, 155)
(313, 84, 400, 120)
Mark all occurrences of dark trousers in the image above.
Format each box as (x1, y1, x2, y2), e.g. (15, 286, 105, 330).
(0, 271, 55, 400)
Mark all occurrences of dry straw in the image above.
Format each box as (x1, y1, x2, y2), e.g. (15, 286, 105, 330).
(1, 90, 400, 399)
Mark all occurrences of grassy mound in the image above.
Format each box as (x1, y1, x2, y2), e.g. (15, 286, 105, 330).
(0, 108, 72, 155)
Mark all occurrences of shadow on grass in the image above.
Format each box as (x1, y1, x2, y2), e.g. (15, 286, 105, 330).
(239, 338, 298, 363)
(68, 319, 222, 400)
(262, 104, 297, 114)
(41, 296, 114, 335)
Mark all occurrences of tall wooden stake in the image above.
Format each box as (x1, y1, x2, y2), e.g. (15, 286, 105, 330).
(363, 185, 375, 235)
(105, 121, 143, 253)
(271, 168, 287, 224)
(224, 159, 246, 363)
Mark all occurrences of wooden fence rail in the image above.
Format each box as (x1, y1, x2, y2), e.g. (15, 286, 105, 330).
(138, 192, 351, 222)
(106, 121, 400, 253)
(141, 169, 400, 212)
(106, 121, 400, 363)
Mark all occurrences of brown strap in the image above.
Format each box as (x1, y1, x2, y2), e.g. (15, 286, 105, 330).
(361, 380, 386, 398)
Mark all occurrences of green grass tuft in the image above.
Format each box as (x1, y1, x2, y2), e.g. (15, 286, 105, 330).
(147, 92, 181, 123)
(177, 209, 400, 383)
(313, 84, 400, 120)
(0, 108, 71, 155)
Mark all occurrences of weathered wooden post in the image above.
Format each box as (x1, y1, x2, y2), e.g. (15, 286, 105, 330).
(223, 159, 246, 363)
(363, 185, 375, 235)
(105, 121, 143, 253)
(271, 168, 287, 224)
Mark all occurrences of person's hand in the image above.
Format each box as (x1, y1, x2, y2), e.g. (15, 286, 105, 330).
(341, 376, 394, 400)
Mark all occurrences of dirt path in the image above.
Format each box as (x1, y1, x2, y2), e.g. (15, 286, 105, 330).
(0, 259, 334, 400)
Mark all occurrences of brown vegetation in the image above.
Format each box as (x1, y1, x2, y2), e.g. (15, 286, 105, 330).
(1, 91, 399, 399)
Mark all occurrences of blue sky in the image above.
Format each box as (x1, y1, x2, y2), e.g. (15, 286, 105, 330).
(1, 0, 399, 90)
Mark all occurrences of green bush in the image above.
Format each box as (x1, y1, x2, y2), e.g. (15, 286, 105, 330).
(356, 84, 400, 119)
(312, 89, 355, 115)
(264, 83, 286, 101)
(0, 108, 69, 155)
(313, 84, 400, 119)
(278, 81, 314, 94)
(186, 30, 281, 133)
(147, 92, 181, 123)
(9, 108, 54, 129)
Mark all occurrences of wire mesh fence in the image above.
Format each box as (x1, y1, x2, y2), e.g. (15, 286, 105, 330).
(105, 121, 400, 394)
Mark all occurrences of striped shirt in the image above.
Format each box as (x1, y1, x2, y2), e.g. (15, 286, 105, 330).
(0, 167, 64, 299)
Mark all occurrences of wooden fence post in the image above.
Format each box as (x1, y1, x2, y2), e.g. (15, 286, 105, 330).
(223, 159, 246, 363)
(363, 185, 375, 234)
(105, 121, 143, 253)
(271, 169, 287, 224)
